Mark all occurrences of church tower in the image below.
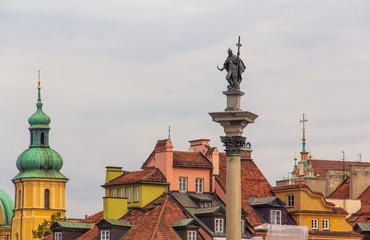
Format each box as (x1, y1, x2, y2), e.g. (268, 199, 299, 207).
(11, 75, 68, 240)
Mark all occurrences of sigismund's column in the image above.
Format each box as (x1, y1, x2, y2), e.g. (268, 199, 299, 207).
(209, 37, 257, 240)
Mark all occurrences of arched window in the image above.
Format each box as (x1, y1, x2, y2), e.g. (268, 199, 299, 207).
(17, 190, 21, 208)
(45, 189, 50, 209)
(41, 132, 45, 145)
(15, 233, 19, 240)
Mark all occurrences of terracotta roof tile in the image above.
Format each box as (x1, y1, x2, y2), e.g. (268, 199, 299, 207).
(173, 151, 212, 168)
(76, 212, 103, 240)
(328, 178, 350, 199)
(122, 194, 189, 239)
(216, 153, 274, 227)
(309, 159, 370, 179)
(104, 168, 167, 186)
(349, 186, 370, 226)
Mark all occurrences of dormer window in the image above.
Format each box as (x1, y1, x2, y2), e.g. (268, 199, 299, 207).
(100, 230, 110, 240)
(54, 232, 62, 240)
(187, 230, 197, 240)
(214, 218, 224, 233)
(270, 210, 281, 225)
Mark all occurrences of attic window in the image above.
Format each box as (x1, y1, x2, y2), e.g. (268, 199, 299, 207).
(270, 210, 281, 225)
(100, 230, 110, 240)
(54, 232, 62, 240)
(187, 230, 197, 240)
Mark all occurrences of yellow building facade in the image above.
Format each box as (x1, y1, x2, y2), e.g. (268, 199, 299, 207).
(12, 82, 68, 240)
(103, 167, 167, 219)
(272, 184, 361, 240)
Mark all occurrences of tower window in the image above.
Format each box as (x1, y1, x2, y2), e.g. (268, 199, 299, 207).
(45, 189, 50, 209)
(17, 190, 22, 209)
(30, 132, 33, 145)
(41, 132, 45, 144)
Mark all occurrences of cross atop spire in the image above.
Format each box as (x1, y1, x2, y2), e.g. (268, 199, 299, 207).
(300, 113, 308, 153)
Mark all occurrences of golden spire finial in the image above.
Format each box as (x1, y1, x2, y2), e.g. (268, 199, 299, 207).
(37, 70, 42, 90)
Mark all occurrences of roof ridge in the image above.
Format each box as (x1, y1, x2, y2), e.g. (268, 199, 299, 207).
(150, 195, 169, 240)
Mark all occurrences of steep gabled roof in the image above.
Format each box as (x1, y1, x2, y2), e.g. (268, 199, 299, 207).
(103, 168, 167, 186)
(173, 151, 212, 168)
(216, 153, 274, 227)
(328, 177, 350, 199)
(122, 194, 188, 239)
(348, 186, 370, 226)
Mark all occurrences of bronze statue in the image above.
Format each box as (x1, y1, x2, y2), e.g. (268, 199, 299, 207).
(217, 37, 246, 90)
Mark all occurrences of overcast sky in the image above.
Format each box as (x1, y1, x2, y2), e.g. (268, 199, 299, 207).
(1, 0, 370, 218)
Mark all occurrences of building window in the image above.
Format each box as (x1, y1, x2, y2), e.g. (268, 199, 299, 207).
(322, 219, 329, 230)
(287, 194, 294, 207)
(270, 210, 282, 225)
(312, 218, 318, 230)
(54, 232, 62, 240)
(118, 188, 123, 198)
(196, 178, 204, 193)
(100, 230, 110, 240)
(41, 132, 45, 144)
(17, 190, 22, 209)
(179, 177, 187, 192)
(109, 189, 115, 197)
(134, 187, 140, 202)
(187, 230, 197, 240)
(126, 188, 131, 202)
(215, 218, 224, 233)
(241, 220, 245, 234)
(201, 202, 211, 208)
(45, 189, 50, 209)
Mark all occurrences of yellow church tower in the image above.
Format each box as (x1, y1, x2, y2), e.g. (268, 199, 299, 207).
(11, 75, 68, 240)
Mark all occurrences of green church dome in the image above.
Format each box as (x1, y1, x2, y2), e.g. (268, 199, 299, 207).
(13, 79, 68, 181)
(0, 190, 14, 226)
(28, 101, 51, 130)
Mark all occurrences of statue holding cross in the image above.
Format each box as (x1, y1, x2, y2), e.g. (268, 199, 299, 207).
(217, 36, 246, 90)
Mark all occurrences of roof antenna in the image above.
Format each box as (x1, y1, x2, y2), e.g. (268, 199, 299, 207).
(168, 125, 171, 138)
(342, 151, 345, 181)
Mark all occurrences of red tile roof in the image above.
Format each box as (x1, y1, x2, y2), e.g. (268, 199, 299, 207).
(309, 159, 370, 179)
(328, 178, 350, 199)
(76, 212, 103, 240)
(173, 151, 212, 168)
(216, 153, 274, 227)
(122, 194, 189, 239)
(349, 186, 370, 226)
(104, 168, 167, 186)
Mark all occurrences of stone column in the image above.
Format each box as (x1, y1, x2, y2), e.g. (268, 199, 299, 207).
(209, 89, 257, 240)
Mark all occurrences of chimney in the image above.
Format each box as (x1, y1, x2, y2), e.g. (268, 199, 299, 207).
(105, 166, 123, 183)
(189, 139, 210, 154)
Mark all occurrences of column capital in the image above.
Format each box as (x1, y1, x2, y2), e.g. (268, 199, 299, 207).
(221, 136, 246, 156)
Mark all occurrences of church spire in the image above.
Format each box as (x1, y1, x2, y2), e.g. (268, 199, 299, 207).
(300, 113, 309, 160)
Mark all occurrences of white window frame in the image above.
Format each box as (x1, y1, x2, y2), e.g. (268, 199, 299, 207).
(215, 218, 224, 233)
(196, 178, 204, 194)
(241, 220, 245, 234)
(270, 210, 282, 225)
(322, 219, 330, 230)
(312, 218, 318, 230)
(204, 202, 211, 208)
(187, 230, 197, 240)
(287, 194, 294, 207)
(54, 232, 62, 240)
(100, 230, 110, 240)
(109, 189, 115, 197)
(118, 188, 123, 198)
(126, 187, 131, 202)
(134, 187, 140, 202)
(179, 177, 188, 192)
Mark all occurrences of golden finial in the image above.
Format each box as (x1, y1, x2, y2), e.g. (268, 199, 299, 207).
(37, 70, 42, 90)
